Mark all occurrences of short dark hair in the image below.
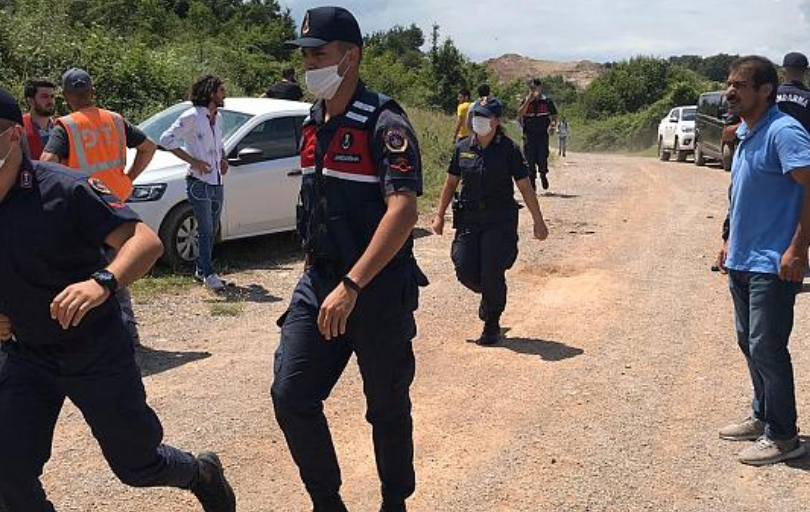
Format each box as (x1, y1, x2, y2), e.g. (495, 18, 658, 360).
(459, 88, 471, 98)
(282, 67, 296, 80)
(190, 74, 224, 107)
(729, 56, 779, 104)
(23, 79, 55, 99)
(477, 84, 491, 97)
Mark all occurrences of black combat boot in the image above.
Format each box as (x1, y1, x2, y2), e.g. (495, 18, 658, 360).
(191, 452, 236, 512)
(313, 496, 349, 512)
(477, 318, 502, 346)
(379, 501, 407, 512)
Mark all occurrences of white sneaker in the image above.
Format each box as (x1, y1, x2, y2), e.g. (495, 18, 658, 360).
(203, 273, 226, 292)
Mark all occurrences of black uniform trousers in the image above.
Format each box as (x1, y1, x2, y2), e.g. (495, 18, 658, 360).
(524, 135, 550, 189)
(271, 261, 420, 506)
(0, 314, 199, 512)
(451, 212, 519, 323)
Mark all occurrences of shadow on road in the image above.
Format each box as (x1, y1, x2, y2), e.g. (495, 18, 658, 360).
(784, 435, 810, 471)
(466, 329, 584, 361)
(500, 337, 585, 361)
(220, 282, 282, 304)
(136, 346, 211, 378)
(541, 192, 580, 199)
(212, 231, 304, 273)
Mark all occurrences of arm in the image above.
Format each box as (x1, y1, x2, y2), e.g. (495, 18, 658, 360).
(452, 113, 464, 141)
(125, 138, 156, 182)
(781, 168, 810, 282)
(516, 177, 549, 240)
(516, 96, 531, 120)
(318, 192, 418, 339)
(39, 151, 62, 164)
(159, 111, 210, 173)
(50, 222, 163, 329)
(0, 314, 11, 341)
(432, 175, 461, 235)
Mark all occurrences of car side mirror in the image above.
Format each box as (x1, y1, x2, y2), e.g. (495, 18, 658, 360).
(229, 147, 265, 166)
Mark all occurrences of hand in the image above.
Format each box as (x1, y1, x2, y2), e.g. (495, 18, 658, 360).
(780, 244, 808, 283)
(533, 219, 549, 241)
(432, 214, 445, 235)
(191, 160, 212, 174)
(220, 158, 229, 176)
(0, 314, 12, 342)
(717, 240, 729, 275)
(50, 280, 111, 330)
(318, 282, 358, 341)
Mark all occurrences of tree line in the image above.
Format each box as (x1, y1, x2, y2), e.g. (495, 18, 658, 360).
(0, 0, 744, 150)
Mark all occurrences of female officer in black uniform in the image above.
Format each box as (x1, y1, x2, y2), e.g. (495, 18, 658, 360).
(432, 97, 549, 345)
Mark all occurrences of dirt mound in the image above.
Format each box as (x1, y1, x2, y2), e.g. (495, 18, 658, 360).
(484, 53, 604, 88)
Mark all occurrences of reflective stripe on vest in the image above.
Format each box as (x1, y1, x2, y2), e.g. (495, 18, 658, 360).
(60, 108, 131, 200)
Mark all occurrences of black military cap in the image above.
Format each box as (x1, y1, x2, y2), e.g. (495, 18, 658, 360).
(0, 88, 23, 125)
(284, 6, 363, 49)
(783, 52, 809, 69)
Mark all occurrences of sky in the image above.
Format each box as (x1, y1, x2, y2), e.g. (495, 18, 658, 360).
(281, 0, 810, 64)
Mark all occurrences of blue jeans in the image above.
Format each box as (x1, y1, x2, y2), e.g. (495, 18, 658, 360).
(186, 178, 223, 278)
(728, 270, 801, 440)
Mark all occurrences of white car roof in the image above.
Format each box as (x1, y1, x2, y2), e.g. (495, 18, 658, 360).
(223, 97, 311, 115)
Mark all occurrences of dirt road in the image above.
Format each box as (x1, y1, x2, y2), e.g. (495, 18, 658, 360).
(44, 153, 810, 511)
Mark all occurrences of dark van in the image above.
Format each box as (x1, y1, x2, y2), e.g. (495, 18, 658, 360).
(695, 91, 741, 171)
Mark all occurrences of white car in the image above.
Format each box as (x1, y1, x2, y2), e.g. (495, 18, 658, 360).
(128, 98, 310, 267)
(657, 105, 696, 162)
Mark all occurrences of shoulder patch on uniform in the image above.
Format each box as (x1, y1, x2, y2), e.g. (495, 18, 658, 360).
(384, 128, 409, 153)
(88, 177, 112, 196)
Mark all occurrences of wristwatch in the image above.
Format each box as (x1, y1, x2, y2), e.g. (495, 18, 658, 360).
(91, 269, 118, 294)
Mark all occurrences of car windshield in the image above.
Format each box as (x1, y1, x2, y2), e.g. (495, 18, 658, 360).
(139, 103, 253, 143)
(681, 108, 697, 121)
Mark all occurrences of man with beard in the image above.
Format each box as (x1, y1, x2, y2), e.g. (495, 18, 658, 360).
(22, 79, 56, 160)
(159, 75, 230, 292)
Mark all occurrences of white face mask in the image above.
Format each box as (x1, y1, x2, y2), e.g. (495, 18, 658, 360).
(472, 116, 493, 137)
(0, 127, 13, 170)
(305, 53, 350, 100)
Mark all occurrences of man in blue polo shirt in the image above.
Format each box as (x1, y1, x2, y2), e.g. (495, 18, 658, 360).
(716, 56, 810, 466)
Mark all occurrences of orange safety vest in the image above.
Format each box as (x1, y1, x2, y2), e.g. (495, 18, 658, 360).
(58, 107, 132, 200)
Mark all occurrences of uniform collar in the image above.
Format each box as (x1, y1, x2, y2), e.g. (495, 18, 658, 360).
(471, 130, 503, 150)
(784, 80, 808, 88)
(311, 80, 367, 126)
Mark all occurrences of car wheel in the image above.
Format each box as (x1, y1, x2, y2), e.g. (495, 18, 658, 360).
(658, 138, 671, 161)
(675, 138, 688, 162)
(722, 143, 733, 172)
(694, 141, 706, 167)
(159, 203, 199, 269)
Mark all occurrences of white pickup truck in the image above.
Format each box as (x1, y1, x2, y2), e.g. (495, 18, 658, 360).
(657, 105, 697, 162)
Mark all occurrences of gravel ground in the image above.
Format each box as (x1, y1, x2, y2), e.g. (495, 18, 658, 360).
(42, 153, 810, 512)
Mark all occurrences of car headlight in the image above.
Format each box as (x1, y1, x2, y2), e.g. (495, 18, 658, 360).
(127, 184, 167, 203)
(681, 126, 694, 133)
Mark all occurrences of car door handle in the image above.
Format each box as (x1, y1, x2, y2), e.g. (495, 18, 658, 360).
(287, 169, 303, 177)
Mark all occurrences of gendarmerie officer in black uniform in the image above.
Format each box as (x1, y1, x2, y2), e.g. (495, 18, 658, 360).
(270, 7, 428, 512)
(0, 89, 235, 512)
(432, 97, 549, 345)
(777, 52, 810, 133)
(517, 78, 558, 190)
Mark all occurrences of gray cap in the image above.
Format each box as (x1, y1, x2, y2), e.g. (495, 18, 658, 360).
(783, 52, 809, 69)
(62, 68, 93, 93)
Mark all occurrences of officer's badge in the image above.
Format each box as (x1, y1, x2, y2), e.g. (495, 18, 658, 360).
(20, 170, 33, 189)
(341, 132, 353, 150)
(88, 177, 112, 196)
(390, 155, 413, 174)
(384, 129, 408, 153)
(302, 12, 310, 35)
